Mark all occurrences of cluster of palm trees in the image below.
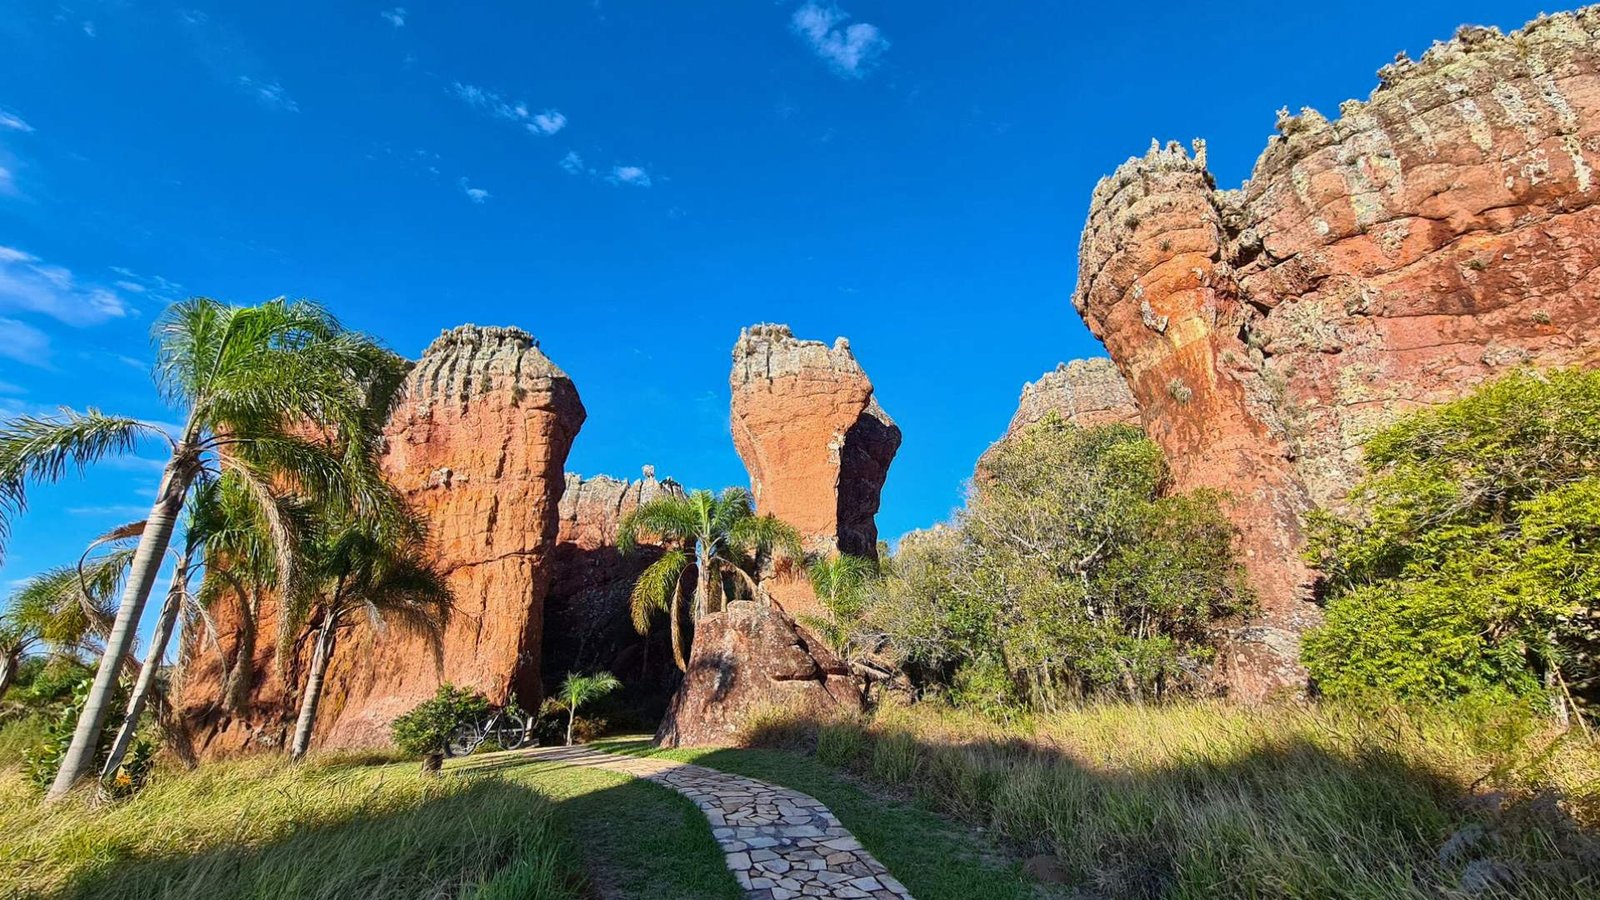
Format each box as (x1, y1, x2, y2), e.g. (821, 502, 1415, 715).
(0, 297, 451, 801)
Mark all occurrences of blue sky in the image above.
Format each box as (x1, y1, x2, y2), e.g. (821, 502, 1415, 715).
(0, 0, 1554, 622)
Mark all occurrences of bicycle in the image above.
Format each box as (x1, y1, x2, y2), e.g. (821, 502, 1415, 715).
(445, 702, 535, 757)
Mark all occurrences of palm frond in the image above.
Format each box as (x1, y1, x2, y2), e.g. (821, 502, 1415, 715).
(628, 549, 687, 634)
(557, 671, 622, 708)
(729, 513, 804, 561)
(618, 496, 702, 553)
(0, 409, 162, 561)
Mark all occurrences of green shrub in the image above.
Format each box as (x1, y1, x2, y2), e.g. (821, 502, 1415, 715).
(390, 683, 491, 762)
(21, 675, 152, 795)
(1304, 368, 1600, 716)
(864, 418, 1251, 709)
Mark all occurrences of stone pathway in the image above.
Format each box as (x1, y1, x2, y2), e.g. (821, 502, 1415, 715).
(515, 745, 914, 900)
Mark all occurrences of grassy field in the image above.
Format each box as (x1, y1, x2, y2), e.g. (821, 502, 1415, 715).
(725, 701, 1600, 899)
(0, 745, 740, 900)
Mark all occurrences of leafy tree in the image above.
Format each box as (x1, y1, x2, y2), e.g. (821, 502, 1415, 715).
(285, 510, 452, 760)
(1303, 368, 1600, 718)
(550, 671, 621, 746)
(863, 418, 1250, 709)
(390, 683, 491, 772)
(0, 297, 402, 800)
(618, 488, 800, 671)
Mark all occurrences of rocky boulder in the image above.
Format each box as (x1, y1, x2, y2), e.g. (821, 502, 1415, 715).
(654, 600, 863, 747)
(1071, 9, 1600, 699)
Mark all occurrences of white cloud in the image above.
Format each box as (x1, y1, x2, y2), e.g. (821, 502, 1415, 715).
(0, 165, 13, 195)
(560, 151, 588, 175)
(609, 165, 651, 187)
(791, 2, 889, 78)
(83, 21, 96, 37)
(238, 76, 299, 112)
(453, 83, 567, 135)
(529, 110, 567, 136)
(0, 246, 131, 326)
(459, 177, 489, 203)
(0, 109, 32, 132)
(0, 380, 21, 394)
(380, 7, 406, 27)
(0, 317, 50, 366)
(66, 504, 153, 518)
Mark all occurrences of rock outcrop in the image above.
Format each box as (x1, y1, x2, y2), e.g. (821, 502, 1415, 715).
(654, 601, 862, 747)
(729, 325, 901, 618)
(544, 468, 684, 705)
(1072, 10, 1600, 699)
(183, 325, 585, 752)
(978, 359, 1141, 474)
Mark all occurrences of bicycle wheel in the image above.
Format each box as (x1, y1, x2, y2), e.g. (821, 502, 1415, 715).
(491, 713, 531, 751)
(446, 721, 483, 757)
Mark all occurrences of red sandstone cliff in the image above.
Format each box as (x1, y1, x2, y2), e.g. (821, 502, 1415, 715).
(1072, 10, 1600, 699)
(729, 325, 901, 619)
(182, 325, 584, 752)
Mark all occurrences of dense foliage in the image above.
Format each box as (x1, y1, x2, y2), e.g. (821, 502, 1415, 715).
(1304, 368, 1600, 717)
(390, 683, 492, 759)
(861, 418, 1251, 712)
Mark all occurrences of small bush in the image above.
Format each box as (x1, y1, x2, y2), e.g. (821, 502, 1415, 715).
(390, 683, 491, 763)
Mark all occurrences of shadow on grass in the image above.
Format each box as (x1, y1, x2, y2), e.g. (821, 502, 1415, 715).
(53, 777, 577, 900)
(451, 749, 742, 900)
(713, 713, 1600, 900)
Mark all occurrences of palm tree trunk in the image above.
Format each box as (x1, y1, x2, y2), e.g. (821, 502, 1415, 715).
(100, 553, 188, 779)
(222, 591, 259, 713)
(669, 576, 688, 673)
(290, 612, 338, 761)
(47, 451, 195, 801)
(0, 651, 16, 704)
(566, 707, 575, 746)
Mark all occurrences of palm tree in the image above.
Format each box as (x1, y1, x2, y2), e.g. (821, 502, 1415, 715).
(0, 559, 124, 702)
(0, 297, 402, 800)
(807, 553, 879, 621)
(618, 488, 800, 672)
(552, 671, 621, 746)
(284, 511, 452, 760)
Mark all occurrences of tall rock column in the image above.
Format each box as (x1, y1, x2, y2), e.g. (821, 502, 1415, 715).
(729, 324, 901, 619)
(1074, 142, 1319, 700)
(179, 325, 585, 753)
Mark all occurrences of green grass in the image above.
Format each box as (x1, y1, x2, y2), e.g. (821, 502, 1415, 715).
(592, 737, 1037, 900)
(0, 745, 741, 900)
(452, 750, 741, 900)
(712, 701, 1600, 900)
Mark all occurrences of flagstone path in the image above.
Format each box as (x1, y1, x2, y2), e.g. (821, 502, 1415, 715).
(517, 745, 914, 900)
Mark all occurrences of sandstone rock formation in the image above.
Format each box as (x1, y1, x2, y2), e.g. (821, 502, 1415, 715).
(1072, 10, 1600, 699)
(729, 325, 901, 618)
(182, 325, 585, 752)
(978, 359, 1141, 474)
(654, 600, 863, 747)
(544, 468, 684, 702)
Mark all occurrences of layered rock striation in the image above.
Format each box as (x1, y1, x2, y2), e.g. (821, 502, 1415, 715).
(730, 325, 901, 618)
(1072, 10, 1600, 699)
(183, 325, 585, 752)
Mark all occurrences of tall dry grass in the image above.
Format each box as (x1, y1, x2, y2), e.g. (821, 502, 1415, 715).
(0, 753, 578, 900)
(746, 700, 1600, 898)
